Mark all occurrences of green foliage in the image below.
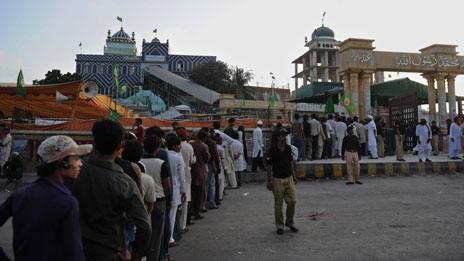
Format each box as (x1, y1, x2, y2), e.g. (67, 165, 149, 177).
(33, 69, 82, 85)
(188, 60, 255, 99)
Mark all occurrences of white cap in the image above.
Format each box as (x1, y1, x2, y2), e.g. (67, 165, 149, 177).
(257, 120, 263, 125)
(38, 135, 93, 163)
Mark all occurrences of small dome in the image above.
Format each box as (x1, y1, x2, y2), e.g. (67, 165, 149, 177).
(151, 37, 160, 43)
(311, 26, 335, 40)
(112, 27, 130, 39)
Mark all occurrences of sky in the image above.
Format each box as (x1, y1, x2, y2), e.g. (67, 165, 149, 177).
(1, 0, 463, 94)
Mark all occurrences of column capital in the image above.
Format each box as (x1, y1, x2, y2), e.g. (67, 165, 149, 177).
(434, 73, 447, 81)
(421, 73, 434, 81)
(446, 74, 457, 80)
(350, 72, 359, 79)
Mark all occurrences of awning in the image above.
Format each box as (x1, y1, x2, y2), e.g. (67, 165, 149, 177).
(144, 66, 220, 105)
(289, 82, 344, 103)
(371, 77, 431, 106)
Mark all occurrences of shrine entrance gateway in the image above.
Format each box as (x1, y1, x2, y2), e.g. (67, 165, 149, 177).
(338, 38, 464, 127)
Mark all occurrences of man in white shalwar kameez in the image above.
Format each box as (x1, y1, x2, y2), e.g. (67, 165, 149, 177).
(335, 117, 347, 157)
(366, 116, 378, 159)
(415, 119, 432, 162)
(448, 116, 461, 159)
(0, 127, 12, 173)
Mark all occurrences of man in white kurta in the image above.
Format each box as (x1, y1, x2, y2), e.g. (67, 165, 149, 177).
(0, 127, 12, 170)
(177, 128, 196, 231)
(335, 117, 347, 157)
(415, 119, 432, 162)
(214, 129, 238, 188)
(366, 116, 378, 159)
(448, 117, 461, 159)
(252, 120, 265, 172)
(167, 139, 186, 245)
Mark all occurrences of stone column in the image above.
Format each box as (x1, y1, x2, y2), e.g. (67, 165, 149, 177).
(294, 63, 298, 90)
(343, 73, 350, 111)
(313, 50, 318, 81)
(458, 97, 463, 116)
(323, 51, 329, 82)
(423, 74, 436, 124)
(350, 72, 359, 116)
(447, 75, 456, 118)
(361, 72, 372, 118)
(302, 57, 307, 86)
(436, 74, 447, 128)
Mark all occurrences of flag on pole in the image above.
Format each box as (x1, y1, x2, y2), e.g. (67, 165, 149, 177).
(112, 64, 119, 89)
(268, 92, 276, 108)
(119, 84, 128, 96)
(116, 16, 122, 22)
(79, 42, 82, 47)
(340, 92, 355, 115)
(324, 96, 334, 113)
(153, 29, 157, 33)
(16, 69, 26, 98)
(108, 108, 120, 121)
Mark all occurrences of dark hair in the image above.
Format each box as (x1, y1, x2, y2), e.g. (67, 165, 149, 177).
(145, 126, 165, 139)
(197, 129, 208, 140)
(228, 118, 235, 124)
(303, 115, 309, 120)
(166, 133, 181, 150)
(311, 113, 316, 119)
(276, 122, 283, 128)
(92, 119, 124, 155)
(122, 140, 143, 163)
(37, 162, 59, 177)
(144, 134, 161, 154)
(213, 121, 221, 129)
(238, 125, 245, 132)
(172, 121, 178, 127)
(135, 118, 143, 124)
(328, 114, 333, 119)
(294, 113, 300, 120)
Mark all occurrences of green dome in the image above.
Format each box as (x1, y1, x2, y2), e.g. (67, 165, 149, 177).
(311, 26, 335, 39)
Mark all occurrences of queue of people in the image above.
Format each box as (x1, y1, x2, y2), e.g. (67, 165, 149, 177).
(0, 117, 264, 261)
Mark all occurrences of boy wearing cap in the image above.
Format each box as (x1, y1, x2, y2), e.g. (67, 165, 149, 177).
(266, 129, 298, 235)
(0, 135, 92, 260)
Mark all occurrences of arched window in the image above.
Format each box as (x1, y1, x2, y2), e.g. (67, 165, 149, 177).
(107, 65, 112, 74)
(176, 61, 184, 71)
(76, 64, 81, 74)
(92, 65, 97, 73)
(122, 65, 127, 75)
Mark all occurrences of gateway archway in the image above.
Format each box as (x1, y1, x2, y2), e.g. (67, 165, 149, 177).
(338, 38, 464, 127)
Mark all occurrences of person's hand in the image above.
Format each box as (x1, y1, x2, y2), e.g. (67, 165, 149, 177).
(293, 175, 298, 185)
(266, 180, 274, 191)
(181, 192, 187, 203)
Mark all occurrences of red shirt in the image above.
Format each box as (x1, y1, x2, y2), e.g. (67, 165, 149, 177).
(135, 125, 145, 144)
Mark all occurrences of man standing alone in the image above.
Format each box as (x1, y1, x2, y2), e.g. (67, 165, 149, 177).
(266, 129, 298, 235)
(416, 119, 432, 162)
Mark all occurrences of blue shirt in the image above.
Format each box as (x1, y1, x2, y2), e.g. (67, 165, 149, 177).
(0, 177, 85, 261)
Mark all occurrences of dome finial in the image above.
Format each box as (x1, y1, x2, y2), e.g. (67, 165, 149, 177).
(322, 11, 326, 26)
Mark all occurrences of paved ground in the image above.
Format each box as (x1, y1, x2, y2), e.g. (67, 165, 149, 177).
(1, 174, 464, 260)
(170, 175, 464, 261)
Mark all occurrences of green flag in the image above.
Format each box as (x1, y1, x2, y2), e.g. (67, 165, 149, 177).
(324, 96, 335, 113)
(116, 16, 122, 22)
(119, 84, 128, 96)
(340, 92, 355, 115)
(16, 69, 26, 98)
(108, 108, 120, 121)
(268, 91, 276, 108)
(112, 64, 119, 97)
(240, 95, 245, 107)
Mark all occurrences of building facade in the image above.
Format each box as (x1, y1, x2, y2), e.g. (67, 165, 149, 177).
(75, 26, 216, 98)
(292, 24, 340, 90)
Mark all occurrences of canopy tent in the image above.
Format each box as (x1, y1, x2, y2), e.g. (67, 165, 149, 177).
(118, 90, 167, 113)
(0, 80, 133, 119)
(289, 78, 440, 106)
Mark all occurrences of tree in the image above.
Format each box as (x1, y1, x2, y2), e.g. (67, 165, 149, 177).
(33, 69, 82, 85)
(230, 66, 255, 99)
(188, 60, 231, 93)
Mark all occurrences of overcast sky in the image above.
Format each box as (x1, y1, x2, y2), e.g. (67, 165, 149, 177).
(1, 0, 463, 94)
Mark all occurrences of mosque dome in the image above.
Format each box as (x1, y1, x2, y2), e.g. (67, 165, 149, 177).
(152, 37, 160, 43)
(108, 27, 134, 43)
(311, 26, 335, 39)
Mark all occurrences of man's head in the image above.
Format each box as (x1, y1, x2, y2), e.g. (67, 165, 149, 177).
(303, 115, 309, 121)
(172, 121, 179, 130)
(276, 129, 288, 144)
(257, 120, 263, 127)
(454, 116, 460, 124)
(294, 113, 300, 120)
(176, 127, 188, 141)
(213, 121, 221, 130)
(432, 120, 437, 126)
(353, 116, 359, 122)
(420, 118, 427, 125)
(166, 133, 181, 152)
(144, 134, 161, 155)
(92, 119, 125, 156)
(122, 140, 143, 163)
(197, 129, 208, 141)
(145, 126, 165, 139)
(37, 135, 92, 180)
(328, 114, 333, 120)
(135, 118, 143, 126)
(311, 113, 316, 119)
(228, 118, 236, 127)
(347, 125, 354, 135)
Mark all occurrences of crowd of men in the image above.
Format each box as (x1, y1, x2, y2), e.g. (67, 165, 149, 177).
(0, 117, 262, 261)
